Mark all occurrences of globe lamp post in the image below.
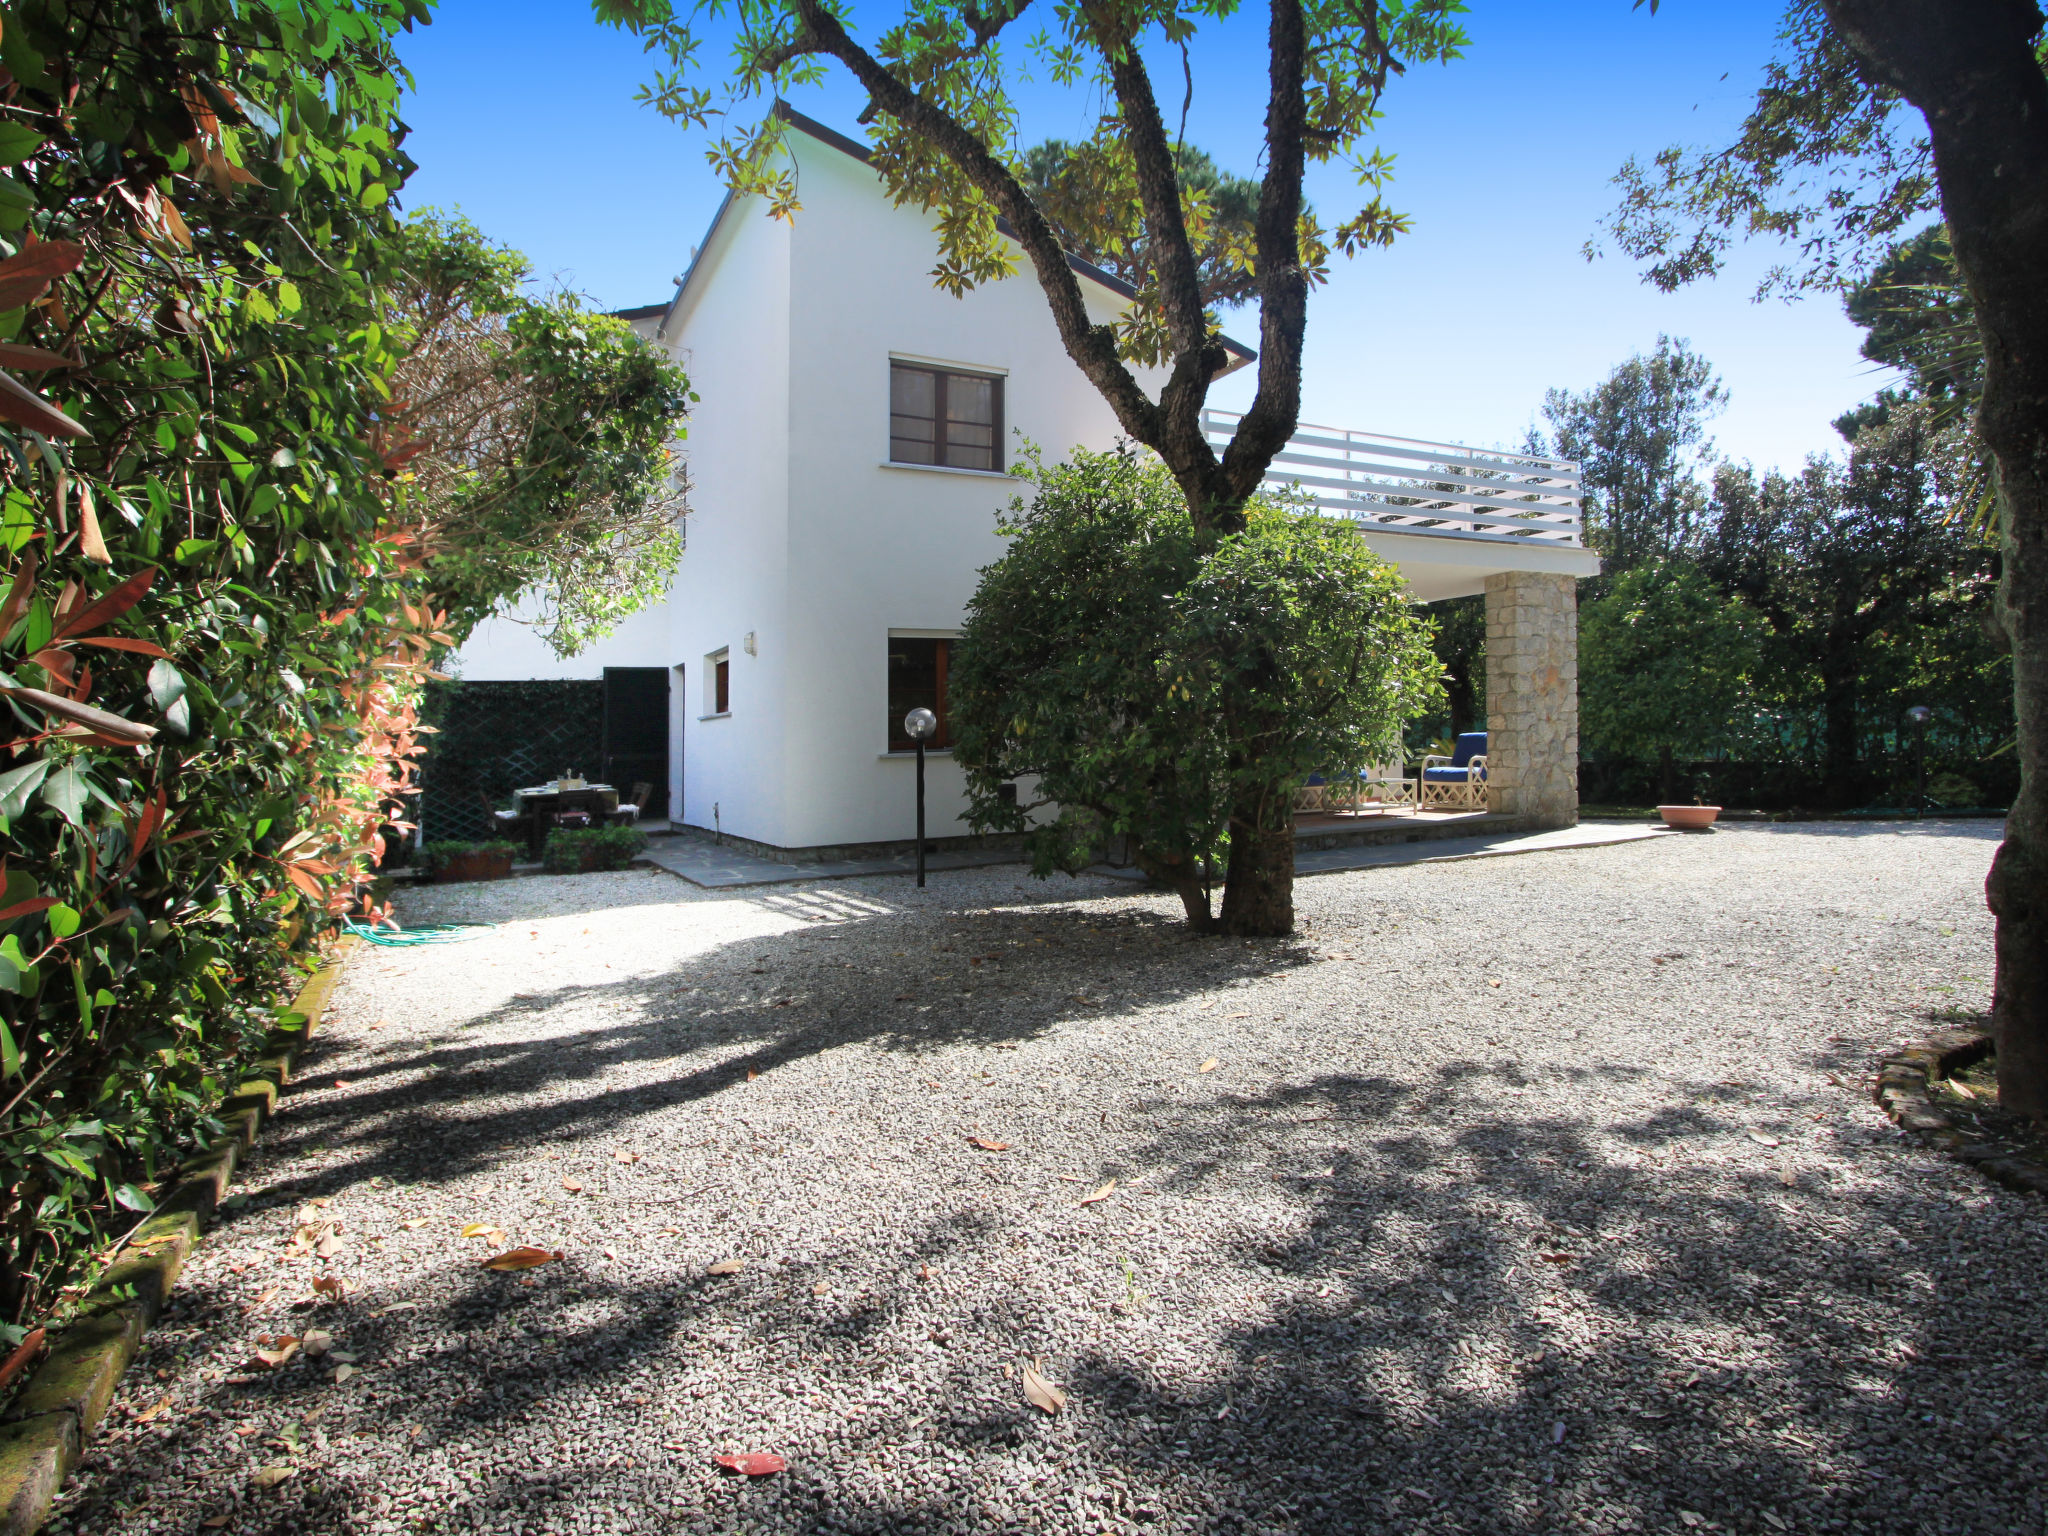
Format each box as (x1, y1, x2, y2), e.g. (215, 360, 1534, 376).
(904, 707, 938, 886)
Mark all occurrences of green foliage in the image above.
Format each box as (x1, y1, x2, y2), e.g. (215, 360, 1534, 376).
(951, 445, 1439, 917)
(1539, 335, 1726, 571)
(1598, 0, 1940, 296)
(419, 841, 521, 876)
(383, 213, 697, 656)
(0, 0, 432, 1324)
(1580, 560, 1764, 769)
(540, 826, 649, 873)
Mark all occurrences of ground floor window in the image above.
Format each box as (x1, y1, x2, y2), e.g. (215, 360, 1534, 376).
(888, 636, 951, 750)
(704, 648, 730, 716)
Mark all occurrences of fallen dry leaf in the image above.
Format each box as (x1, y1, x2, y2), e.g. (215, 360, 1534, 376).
(202, 1517, 229, 1530)
(294, 1200, 330, 1224)
(1198, 1058, 1219, 1073)
(1488, 978, 1502, 988)
(134, 1396, 173, 1424)
(1540, 1253, 1574, 1264)
(309, 1275, 345, 1302)
(373, 1302, 420, 1316)
(331, 1364, 357, 1384)
(713, 1453, 786, 1476)
(401, 1217, 434, 1230)
(1748, 1131, 1783, 1148)
(917, 1264, 932, 1281)
(315, 1229, 344, 1259)
(966, 1136, 1010, 1152)
(706, 1259, 744, 1276)
(481, 1247, 561, 1272)
(300, 1330, 333, 1357)
(1078, 1178, 1117, 1206)
(1227, 1011, 1250, 1020)
(613, 1149, 641, 1164)
(253, 1286, 279, 1307)
(1022, 1361, 1066, 1415)
(746, 1068, 758, 1081)
(245, 1336, 299, 1370)
(812, 1282, 830, 1296)
(561, 1177, 585, 1195)
(1778, 1165, 1798, 1187)
(250, 1464, 294, 1489)
(459, 1223, 509, 1246)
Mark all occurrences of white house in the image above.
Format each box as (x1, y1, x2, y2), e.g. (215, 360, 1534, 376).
(449, 106, 1601, 859)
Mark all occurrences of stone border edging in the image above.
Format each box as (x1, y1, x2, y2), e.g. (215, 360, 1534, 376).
(1871, 1028, 2048, 1199)
(0, 945, 352, 1535)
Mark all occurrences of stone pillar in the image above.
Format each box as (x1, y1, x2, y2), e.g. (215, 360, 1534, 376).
(1484, 571, 1579, 829)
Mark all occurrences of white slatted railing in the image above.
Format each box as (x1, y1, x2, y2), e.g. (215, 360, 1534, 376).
(1202, 409, 1584, 547)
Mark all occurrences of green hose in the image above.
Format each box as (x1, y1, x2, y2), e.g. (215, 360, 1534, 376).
(343, 918, 492, 946)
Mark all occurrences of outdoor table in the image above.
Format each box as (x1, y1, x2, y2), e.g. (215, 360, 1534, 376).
(513, 783, 618, 858)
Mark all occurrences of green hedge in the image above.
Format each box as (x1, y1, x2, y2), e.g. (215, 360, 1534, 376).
(541, 827, 649, 873)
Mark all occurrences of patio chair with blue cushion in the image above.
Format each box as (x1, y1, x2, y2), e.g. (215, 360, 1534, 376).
(1419, 732, 1489, 811)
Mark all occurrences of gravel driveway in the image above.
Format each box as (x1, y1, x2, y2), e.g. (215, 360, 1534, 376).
(49, 821, 2045, 1536)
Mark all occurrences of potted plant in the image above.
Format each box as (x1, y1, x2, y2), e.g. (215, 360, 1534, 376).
(422, 840, 520, 883)
(1657, 804, 1721, 831)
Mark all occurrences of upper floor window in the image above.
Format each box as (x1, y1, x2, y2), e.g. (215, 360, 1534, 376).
(890, 363, 1002, 472)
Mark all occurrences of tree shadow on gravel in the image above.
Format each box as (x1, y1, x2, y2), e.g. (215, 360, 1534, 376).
(254, 896, 1321, 1201)
(62, 1047, 2048, 1536)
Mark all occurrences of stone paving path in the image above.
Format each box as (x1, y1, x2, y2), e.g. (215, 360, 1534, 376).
(48, 822, 2048, 1536)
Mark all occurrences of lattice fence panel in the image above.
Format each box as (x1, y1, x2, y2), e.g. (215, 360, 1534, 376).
(418, 680, 605, 844)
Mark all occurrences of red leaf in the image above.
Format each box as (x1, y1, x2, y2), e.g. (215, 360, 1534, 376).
(122, 785, 168, 875)
(0, 897, 57, 923)
(712, 1454, 786, 1476)
(283, 864, 325, 900)
(0, 344, 75, 372)
(0, 548, 37, 638)
(52, 567, 154, 640)
(481, 1246, 561, 1272)
(0, 370, 86, 439)
(0, 1328, 45, 1394)
(68, 636, 171, 658)
(0, 240, 85, 290)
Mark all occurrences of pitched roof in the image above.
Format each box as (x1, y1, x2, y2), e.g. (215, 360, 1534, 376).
(622, 104, 1256, 375)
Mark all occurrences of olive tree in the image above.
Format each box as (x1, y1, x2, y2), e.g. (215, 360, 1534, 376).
(950, 445, 1441, 932)
(594, 0, 1467, 934)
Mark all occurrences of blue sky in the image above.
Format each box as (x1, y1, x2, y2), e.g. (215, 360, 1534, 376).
(394, 0, 1903, 473)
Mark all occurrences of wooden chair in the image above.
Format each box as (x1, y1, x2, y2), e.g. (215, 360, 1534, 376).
(610, 781, 655, 827)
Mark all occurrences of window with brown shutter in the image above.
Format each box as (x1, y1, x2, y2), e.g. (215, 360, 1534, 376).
(890, 363, 1002, 471)
(887, 637, 952, 750)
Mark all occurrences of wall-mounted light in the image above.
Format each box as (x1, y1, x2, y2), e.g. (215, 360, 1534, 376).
(743, 632, 757, 656)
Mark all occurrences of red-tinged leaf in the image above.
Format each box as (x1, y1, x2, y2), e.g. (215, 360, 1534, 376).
(68, 636, 171, 658)
(0, 1329, 44, 1394)
(1022, 1361, 1066, 1415)
(712, 1454, 786, 1477)
(284, 864, 326, 900)
(52, 567, 154, 640)
(128, 786, 167, 867)
(0, 685, 157, 742)
(0, 370, 86, 438)
(0, 898, 59, 924)
(0, 344, 76, 372)
(0, 240, 84, 289)
(481, 1247, 562, 1272)
(163, 829, 210, 844)
(0, 548, 37, 638)
(966, 1136, 1010, 1152)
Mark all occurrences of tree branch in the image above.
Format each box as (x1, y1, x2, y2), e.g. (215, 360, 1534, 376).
(1218, 0, 1311, 512)
(782, 0, 1163, 449)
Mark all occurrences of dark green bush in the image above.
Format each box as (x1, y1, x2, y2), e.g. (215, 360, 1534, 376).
(419, 841, 522, 877)
(541, 827, 649, 873)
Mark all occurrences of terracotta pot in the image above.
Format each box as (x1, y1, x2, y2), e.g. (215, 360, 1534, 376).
(1657, 804, 1721, 831)
(433, 850, 514, 883)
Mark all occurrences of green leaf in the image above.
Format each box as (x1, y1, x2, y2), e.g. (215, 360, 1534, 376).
(112, 1184, 156, 1213)
(0, 123, 46, 166)
(39, 763, 88, 827)
(45, 904, 79, 940)
(173, 538, 217, 563)
(0, 1017, 19, 1079)
(0, 757, 49, 820)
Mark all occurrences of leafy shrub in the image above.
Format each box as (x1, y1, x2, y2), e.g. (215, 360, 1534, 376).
(951, 445, 1439, 929)
(419, 841, 522, 877)
(541, 827, 649, 874)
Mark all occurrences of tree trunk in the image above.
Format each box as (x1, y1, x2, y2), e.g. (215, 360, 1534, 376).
(1657, 743, 1677, 805)
(1134, 846, 1216, 932)
(1820, 0, 2048, 1114)
(1221, 793, 1295, 937)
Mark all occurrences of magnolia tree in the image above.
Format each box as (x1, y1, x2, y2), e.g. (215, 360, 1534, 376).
(595, 0, 1467, 934)
(950, 446, 1441, 932)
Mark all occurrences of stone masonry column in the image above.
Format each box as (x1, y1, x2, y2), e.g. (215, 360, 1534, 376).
(1484, 571, 1580, 829)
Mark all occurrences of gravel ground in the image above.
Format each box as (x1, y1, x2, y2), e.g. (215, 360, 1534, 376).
(50, 821, 2048, 1536)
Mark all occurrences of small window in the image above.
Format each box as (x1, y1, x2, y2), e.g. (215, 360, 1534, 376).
(888, 637, 952, 750)
(705, 648, 730, 716)
(890, 363, 1002, 471)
